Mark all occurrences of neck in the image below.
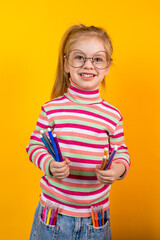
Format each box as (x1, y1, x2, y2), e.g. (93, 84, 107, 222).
(69, 78, 100, 91)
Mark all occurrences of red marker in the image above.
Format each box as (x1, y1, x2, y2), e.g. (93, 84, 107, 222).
(42, 203, 47, 222)
(53, 207, 59, 225)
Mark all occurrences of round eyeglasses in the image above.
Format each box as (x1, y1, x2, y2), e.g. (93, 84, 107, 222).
(65, 49, 112, 69)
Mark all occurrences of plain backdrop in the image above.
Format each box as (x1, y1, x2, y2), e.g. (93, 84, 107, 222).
(0, 0, 160, 239)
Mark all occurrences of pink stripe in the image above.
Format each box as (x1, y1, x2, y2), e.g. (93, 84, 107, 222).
(30, 136, 42, 142)
(45, 95, 66, 104)
(117, 146, 128, 151)
(59, 139, 106, 149)
(102, 101, 122, 117)
(68, 157, 102, 165)
(26, 146, 29, 153)
(68, 174, 98, 181)
(111, 133, 124, 138)
(54, 123, 106, 133)
(37, 153, 46, 168)
(37, 122, 49, 128)
(47, 109, 116, 126)
(70, 85, 99, 95)
(115, 154, 130, 162)
(113, 157, 131, 166)
(29, 147, 44, 162)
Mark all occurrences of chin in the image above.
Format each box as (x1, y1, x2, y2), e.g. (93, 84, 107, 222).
(82, 85, 96, 90)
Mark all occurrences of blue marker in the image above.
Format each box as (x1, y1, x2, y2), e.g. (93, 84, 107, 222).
(48, 128, 60, 162)
(53, 133, 63, 162)
(98, 210, 102, 227)
(41, 135, 56, 159)
(40, 130, 55, 156)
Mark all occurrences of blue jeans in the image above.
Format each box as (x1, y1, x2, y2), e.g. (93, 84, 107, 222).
(30, 202, 112, 240)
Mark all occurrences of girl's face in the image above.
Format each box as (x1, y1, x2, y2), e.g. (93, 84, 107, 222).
(64, 36, 110, 90)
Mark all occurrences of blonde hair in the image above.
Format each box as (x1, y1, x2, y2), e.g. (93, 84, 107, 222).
(51, 24, 113, 99)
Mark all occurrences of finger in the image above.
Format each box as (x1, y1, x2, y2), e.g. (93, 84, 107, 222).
(51, 162, 70, 172)
(96, 175, 110, 184)
(96, 174, 112, 184)
(65, 159, 71, 164)
(52, 161, 68, 169)
(96, 171, 116, 184)
(96, 171, 112, 181)
(54, 168, 70, 179)
(63, 157, 71, 164)
(96, 168, 113, 177)
(51, 165, 69, 175)
(96, 164, 101, 169)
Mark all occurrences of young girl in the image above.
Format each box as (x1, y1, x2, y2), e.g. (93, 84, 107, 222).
(27, 24, 130, 240)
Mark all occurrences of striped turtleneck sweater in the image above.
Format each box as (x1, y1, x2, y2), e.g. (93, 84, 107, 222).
(26, 82, 130, 217)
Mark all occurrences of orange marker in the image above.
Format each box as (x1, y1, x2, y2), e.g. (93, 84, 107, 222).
(100, 155, 107, 170)
(103, 157, 108, 169)
(101, 207, 104, 226)
(94, 208, 99, 227)
(100, 148, 109, 170)
(91, 207, 95, 227)
(104, 147, 108, 157)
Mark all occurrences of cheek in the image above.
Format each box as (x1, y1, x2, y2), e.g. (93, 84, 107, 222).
(98, 73, 105, 82)
(70, 71, 76, 77)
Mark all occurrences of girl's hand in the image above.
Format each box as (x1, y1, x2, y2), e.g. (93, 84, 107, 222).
(95, 162, 125, 185)
(49, 156, 71, 179)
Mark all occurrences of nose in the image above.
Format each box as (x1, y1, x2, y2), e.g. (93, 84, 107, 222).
(83, 58, 94, 69)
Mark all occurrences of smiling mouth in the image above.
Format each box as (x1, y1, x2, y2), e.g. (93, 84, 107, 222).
(80, 73, 96, 77)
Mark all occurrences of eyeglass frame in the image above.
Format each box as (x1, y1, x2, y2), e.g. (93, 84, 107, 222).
(64, 49, 113, 70)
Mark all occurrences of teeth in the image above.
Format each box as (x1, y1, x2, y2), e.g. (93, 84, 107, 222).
(81, 74, 94, 77)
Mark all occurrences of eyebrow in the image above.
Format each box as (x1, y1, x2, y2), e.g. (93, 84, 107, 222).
(70, 49, 107, 55)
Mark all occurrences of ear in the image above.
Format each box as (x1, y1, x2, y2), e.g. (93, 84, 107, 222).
(64, 55, 70, 73)
(104, 65, 111, 77)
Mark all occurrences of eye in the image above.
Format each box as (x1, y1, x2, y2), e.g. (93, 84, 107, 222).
(75, 55, 84, 61)
(94, 57, 103, 62)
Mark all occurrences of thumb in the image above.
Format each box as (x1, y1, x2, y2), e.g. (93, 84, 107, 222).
(63, 157, 71, 164)
(65, 159, 71, 164)
(96, 164, 101, 169)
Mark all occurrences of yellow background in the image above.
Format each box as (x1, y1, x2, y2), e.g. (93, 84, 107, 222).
(0, 0, 160, 239)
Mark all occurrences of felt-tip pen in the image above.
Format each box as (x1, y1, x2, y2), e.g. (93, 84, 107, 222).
(104, 145, 118, 170)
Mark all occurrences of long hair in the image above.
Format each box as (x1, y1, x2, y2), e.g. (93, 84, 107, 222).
(50, 24, 113, 99)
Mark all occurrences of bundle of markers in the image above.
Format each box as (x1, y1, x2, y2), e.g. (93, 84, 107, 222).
(90, 146, 118, 227)
(100, 145, 118, 170)
(40, 128, 63, 162)
(91, 205, 105, 227)
(41, 200, 59, 225)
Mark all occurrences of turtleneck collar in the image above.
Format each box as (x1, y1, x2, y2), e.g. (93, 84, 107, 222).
(64, 80, 102, 105)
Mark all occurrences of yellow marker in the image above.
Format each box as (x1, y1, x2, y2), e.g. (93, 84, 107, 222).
(46, 208, 52, 225)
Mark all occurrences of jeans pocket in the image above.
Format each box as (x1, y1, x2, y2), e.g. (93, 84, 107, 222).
(35, 214, 60, 240)
(87, 219, 112, 240)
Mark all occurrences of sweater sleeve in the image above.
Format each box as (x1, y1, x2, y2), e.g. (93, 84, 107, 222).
(26, 106, 54, 178)
(109, 117, 130, 179)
